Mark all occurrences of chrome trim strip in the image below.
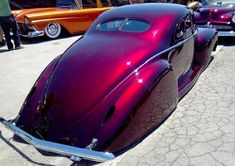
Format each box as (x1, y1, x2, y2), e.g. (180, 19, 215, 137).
(144, 29, 197, 64)
(218, 31, 235, 36)
(0, 117, 115, 162)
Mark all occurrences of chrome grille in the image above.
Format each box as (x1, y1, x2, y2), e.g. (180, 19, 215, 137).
(197, 24, 233, 31)
(17, 23, 29, 35)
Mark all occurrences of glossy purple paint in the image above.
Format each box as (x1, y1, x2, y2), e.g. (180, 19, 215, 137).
(15, 4, 218, 153)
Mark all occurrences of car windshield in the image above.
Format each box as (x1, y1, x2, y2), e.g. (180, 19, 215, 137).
(202, 0, 235, 5)
(57, 0, 78, 9)
(97, 19, 149, 32)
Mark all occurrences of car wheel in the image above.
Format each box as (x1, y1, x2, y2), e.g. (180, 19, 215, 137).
(44, 23, 61, 39)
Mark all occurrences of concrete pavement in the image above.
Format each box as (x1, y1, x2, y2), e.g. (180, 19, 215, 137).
(0, 36, 234, 166)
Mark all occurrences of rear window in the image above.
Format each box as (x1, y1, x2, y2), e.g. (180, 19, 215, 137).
(120, 19, 149, 32)
(97, 19, 125, 31)
(97, 19, 149, 32)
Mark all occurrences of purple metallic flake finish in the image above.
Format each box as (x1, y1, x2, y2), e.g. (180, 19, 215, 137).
(15, 4, 218, 154)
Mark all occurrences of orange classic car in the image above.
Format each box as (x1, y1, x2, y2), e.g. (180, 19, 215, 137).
(13, 0, 112, 39)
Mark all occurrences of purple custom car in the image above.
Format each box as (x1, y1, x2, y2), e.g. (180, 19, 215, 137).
(195, 0, 235, 36)
(0, 4, 217, 162)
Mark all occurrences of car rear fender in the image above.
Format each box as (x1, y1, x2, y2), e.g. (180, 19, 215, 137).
(95, 59, 178, 152)
(15, 55, 61, 129)
(193, 27, 218, 67)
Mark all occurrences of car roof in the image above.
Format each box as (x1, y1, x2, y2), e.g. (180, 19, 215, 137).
(86, 3, 190, 47)
(96, 3, 189, 23)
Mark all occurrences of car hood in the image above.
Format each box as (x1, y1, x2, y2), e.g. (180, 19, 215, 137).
(16, 33, 164, 147)
(196, 4, 235, 23)
(13, 7, 112, 23)
(13, 8, 60, 22)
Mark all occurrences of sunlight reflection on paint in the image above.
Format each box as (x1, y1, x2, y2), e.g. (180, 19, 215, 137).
(126, 61, 131, 66)
(152, 30, 159, 38)
(138, 79, 143, 84)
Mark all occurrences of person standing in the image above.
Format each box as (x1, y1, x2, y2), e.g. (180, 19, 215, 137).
(0, 0, 21, 50)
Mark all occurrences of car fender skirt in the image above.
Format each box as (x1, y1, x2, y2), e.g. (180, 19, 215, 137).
(0, 117, 115, 162)
(100, 62, 178, 152)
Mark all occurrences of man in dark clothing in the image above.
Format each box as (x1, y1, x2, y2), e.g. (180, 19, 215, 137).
(0, 0, 22, 50)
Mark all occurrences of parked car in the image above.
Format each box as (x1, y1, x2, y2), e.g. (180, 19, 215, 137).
(10, 0, 112, 9)
(13, 0, 112, 39)
(0, 3, 217, 162)
(194, 0, 235, 36)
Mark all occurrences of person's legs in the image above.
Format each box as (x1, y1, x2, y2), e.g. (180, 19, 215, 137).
(0, 17, 13, 50)
(9, 15, 21, 48)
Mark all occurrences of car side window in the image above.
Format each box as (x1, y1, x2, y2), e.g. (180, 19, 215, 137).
(185, 13, 195, 38)
(175, 20, 184, 41)
(185, 14, 193, 30)
(174, 13, 194, 43)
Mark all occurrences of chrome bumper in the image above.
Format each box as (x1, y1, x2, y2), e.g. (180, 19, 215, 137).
(21, 30, 44, 38)
(218, 31, 235, 37)
(197, 25, 235, 37)
(0, 117, 115, 162)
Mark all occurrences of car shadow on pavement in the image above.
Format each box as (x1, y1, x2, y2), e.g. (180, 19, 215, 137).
(218, 37, 235, 46)
(0, 48, 11, 53)
(0, 131, 54, 166)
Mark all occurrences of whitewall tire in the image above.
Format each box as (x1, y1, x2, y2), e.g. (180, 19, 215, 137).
(44, 23, 61, 39)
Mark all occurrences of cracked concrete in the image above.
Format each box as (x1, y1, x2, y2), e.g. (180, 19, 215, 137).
(0, 36, 234, 165)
